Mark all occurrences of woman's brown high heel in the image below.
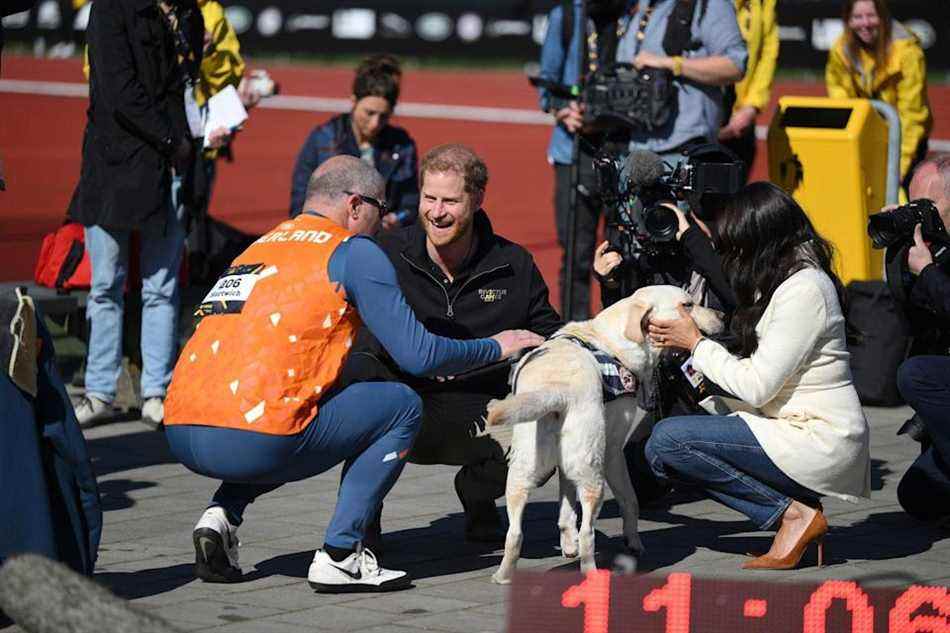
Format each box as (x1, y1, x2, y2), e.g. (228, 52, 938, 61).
(742, 510, 828, 570)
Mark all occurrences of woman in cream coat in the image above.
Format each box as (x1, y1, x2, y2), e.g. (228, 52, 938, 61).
(646, 182, 870, 570)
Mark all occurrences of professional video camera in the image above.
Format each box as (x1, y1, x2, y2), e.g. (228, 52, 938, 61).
(531, 63, 673, 133)
(868, 199, 950, 304)
(598, 143, 744, 260)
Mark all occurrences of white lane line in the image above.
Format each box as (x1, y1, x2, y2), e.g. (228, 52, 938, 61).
(0, 78, 553, 125)
(3, 79, 947, 150)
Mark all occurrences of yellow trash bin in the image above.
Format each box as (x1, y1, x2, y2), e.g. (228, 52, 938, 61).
(767, 97, 889, 284)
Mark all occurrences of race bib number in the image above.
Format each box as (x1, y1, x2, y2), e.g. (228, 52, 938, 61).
(196, 263, 266, 317)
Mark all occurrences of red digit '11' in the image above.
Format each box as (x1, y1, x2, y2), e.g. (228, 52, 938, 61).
(643, 572, 692, 633)
(561, 570, 611, 633)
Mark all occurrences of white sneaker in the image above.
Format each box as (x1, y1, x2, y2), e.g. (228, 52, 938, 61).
(141, 397, 165, 429)
(74, 395, 112, 428)
(308, 546, 410, 593)
(193, 506, 242, 583)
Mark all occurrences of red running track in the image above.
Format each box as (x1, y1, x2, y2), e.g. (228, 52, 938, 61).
(2, 55, 949, 313)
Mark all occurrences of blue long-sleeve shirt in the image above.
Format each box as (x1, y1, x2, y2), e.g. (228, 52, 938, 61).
(328, 236, 501, 376)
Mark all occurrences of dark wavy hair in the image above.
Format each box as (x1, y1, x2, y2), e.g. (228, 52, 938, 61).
(352, 54, 402, 107)
(715, 182, 849, 357)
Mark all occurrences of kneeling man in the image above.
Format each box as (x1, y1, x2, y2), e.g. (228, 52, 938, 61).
(163, 156, 542, 592)
(344, 144, 562, 542)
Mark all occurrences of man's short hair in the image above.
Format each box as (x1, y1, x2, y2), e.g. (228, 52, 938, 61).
(304, 156, 385, 205)
(420, 144, 488, 196)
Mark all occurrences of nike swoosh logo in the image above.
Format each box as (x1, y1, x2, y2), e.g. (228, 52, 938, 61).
(199, 536, 216, 562)
(329, 562, 362, 580)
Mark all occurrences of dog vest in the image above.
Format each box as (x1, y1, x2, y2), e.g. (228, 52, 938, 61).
(165, 214, 362, 435)
(511, 335, 639, 402)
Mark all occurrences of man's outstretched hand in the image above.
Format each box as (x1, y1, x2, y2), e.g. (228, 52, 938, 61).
(491, 330, 545, 359)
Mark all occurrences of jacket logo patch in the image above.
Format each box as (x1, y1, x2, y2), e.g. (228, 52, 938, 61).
(478, 288, 507, 303)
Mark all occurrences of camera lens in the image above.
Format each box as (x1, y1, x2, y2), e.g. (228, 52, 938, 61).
(643, 205, 679, 242)
(867, 214, 897, 249)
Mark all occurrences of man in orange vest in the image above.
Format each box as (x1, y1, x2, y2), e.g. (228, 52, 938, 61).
(163, 155, 543, 592)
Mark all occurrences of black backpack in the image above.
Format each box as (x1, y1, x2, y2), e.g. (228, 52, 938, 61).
(846, 280, 911, 406)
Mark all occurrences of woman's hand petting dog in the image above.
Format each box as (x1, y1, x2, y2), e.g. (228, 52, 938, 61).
(648, 305, 704, 352)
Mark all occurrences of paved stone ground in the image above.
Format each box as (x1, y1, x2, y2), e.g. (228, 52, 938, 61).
(5, 404, 950, 633)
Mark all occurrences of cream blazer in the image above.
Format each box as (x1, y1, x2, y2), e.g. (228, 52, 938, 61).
(693, 268, 871, 502)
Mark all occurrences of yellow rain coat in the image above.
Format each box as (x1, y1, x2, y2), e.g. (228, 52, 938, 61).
(732, 0, 779, 113)
(826, 23, 933, 181)
(196, 0, 244, 107)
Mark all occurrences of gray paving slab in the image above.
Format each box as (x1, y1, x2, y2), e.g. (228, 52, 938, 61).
(3, 402, 947, 633)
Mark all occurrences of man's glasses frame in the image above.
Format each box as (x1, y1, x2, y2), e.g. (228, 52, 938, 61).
(344, 190, 390, 218)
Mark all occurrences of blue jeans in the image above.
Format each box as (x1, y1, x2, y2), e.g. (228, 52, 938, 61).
(84, 178, 185, 402)
(896, 356, 950, 521)
(645, 415, 821, 529)
(165, 382, 422, 550)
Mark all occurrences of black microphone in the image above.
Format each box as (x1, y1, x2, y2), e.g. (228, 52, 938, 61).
(621, 150, 667, 191)
(0, 554, 180, 633)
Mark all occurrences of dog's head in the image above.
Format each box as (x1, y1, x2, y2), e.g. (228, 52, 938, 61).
(622, 285, 724, 344)
(591, 285, 724, 374)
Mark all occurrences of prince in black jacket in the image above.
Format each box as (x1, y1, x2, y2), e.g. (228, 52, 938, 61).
(342, 145, 562, 542)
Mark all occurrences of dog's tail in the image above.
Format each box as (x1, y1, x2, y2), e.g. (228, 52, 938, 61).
(485, 390, 568, 427)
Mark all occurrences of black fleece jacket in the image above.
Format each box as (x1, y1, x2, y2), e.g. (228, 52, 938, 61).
(351, 210, 563, 391)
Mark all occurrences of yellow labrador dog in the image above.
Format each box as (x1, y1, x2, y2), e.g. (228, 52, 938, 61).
(486, 286, 723, 583)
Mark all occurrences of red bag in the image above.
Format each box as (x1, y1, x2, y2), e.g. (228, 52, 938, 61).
(34, 222, 92, 290)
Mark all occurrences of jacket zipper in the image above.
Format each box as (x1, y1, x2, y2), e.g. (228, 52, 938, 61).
(401, 254, 453, 316)
(400, 254, 508, 319)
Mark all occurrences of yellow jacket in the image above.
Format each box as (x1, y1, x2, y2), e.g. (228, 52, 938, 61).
(825, 23, 933, 180)
(196, 0, 245, 107)
(732, 0, 779, 112)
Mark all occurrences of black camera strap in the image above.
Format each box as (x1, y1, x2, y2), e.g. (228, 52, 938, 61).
(619, 0, 706, 58)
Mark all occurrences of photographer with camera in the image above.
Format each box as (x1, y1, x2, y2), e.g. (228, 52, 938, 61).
(538, 0, 628, 320)
(876, 155, 950, 524)
(593, 144, 740, 314)
(593, 144, 742, 505)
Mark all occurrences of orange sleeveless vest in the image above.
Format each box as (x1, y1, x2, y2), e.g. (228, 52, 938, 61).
(165, 214, 362, 435)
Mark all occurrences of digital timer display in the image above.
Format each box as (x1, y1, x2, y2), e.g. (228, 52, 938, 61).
(507, 571, 949, 633)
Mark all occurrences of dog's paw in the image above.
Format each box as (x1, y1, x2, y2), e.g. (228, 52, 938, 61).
(484, 399, 506, 427)
(559, 532, 579, 559)
(611, 551, 639, 575)
(491, 571, 513, 585)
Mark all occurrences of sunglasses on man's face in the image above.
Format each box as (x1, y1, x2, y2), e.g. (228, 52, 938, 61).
(344, 191, 390, 219)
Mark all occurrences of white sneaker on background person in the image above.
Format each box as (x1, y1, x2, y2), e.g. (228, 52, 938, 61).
(73, 395, 112, 428)
(193, 506, 242, 583)
(308, 545, 411, 593)
(141, 397, 165, 429)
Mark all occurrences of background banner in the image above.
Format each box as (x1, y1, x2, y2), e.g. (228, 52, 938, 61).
(2, 0, 948, 69)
